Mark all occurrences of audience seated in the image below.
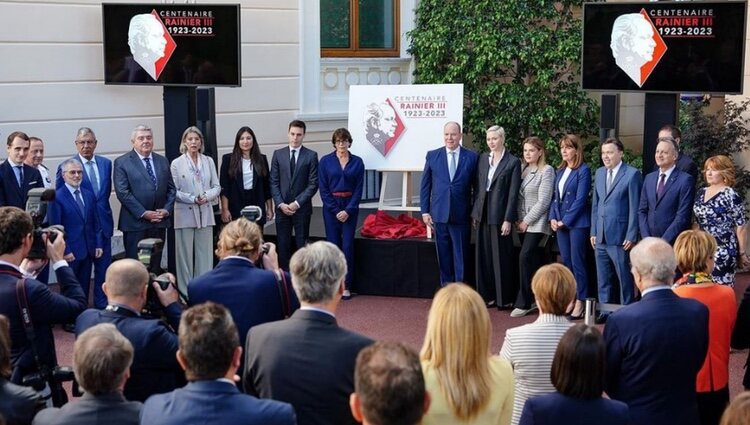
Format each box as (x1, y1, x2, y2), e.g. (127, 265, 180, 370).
(500, 263, 575, 425)
(141, 302, 295, 425)
(519, 324, 628, 425)
(604, 237, 709, 425)
(350, 341, 429, 425)
(0, 315, 43, 425)
(75, 259, 184, 402)
(32, 324, 141, 425)
(421, 283, 514, 424)
(244, 241, 373, 425)
(719, 391, 750, 425)
(673, 230, 737, 425)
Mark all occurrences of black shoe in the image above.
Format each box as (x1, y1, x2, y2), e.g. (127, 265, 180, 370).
(595, 313, 609, 324)
(63, 324, 76, 333)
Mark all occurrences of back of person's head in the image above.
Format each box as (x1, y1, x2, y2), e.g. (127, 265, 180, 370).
(353, 342, 426, 425)
(74, 323, 134, 395)
(720, 391, 750, 425)
(215, 218, 262, 259)
(0, 207, 32, 257)
(178, 302, 239, 381)
(630, 237, 677, 287)
(420, 283, 491, 421)
(103, 259, 150, 300)
(290, 241, 346, 304)
(532, 264, 576, 315)
(551, 324, 605, 399)
(0, 315, 11, 379)
(674, 230, 717, 274)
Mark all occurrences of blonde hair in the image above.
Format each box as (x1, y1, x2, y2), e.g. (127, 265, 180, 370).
(179, 126, 205, 154)
(674, 230, 717, 274)
(215, 218, 262, 259)
(420, 284, 492, 420)
(532, 264, 576, 315)
(704, 155, 736, 187)
(558, 134, 584, 169)
(720, 391, 750, 425)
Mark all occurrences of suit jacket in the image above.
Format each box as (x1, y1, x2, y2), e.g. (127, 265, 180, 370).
(549, 164, 591, 228)
(76, 304, 184, 403)
(0, 161, 43, 208)
(420, 146, 479, 224)
(270, 146, 318, 215)
(731, 284, 750, 388)
(518, 165, 555, 234)
(0, 264, 85, 383)
(519, 392, 629, 425)
(0, 378, 44, 425)
(638, 168, 695, 244)
(113, 150, 175, 231)
(219, 153, 271, 225)
(48, 186, 101, 259)
(591, 163, 642, 245)
(32, 391, 141, 425)
(677, 152, 699, 181)
(604, 288, 709, 425)
(244, 309, 373, 425)
(141, 380, 295, 425)
(170, 153, 221, 229)
(56, 155, 114, 238)
(471, 151, 521, 224)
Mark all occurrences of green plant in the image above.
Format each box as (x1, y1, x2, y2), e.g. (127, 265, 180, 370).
(407, 0, 599, 156)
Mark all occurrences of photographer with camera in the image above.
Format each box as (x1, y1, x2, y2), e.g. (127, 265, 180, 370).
(0, 207, 86, 393)
(75, 259, 185, 402)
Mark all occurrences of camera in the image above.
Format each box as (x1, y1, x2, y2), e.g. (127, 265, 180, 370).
(22, 364, 77, 407)
(26, 188, 65, 259)
(137, 238, 184, 317)
(241, 205, 263, 222)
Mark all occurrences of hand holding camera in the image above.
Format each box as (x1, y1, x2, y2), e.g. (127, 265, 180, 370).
(152, 272, 179, 306)
(261, 242, 280, 271)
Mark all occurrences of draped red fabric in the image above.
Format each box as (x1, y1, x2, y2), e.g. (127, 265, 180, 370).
(360, 210, 427, 239)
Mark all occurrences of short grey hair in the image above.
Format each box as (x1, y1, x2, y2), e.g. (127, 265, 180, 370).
(487, 125, 505, 139)
(130, 124, 152, 142)
(76, 127, 96, 140)
(290, 241, 346, 304)
(179, 126, 205, 154)
(60, 158, 82, 173)
(630, 237, 677, 285)
(74, 323, 134, 395)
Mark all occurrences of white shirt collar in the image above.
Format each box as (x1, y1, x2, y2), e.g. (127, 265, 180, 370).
(7, 159, 22, 168)
(134, 150, 152, 162)
(658, 164, 676, 180)
(65, 183, 82, 197)
(0, 259, 22, 273)
(301, 306, 336, 318)
(642, 284, 672, 296)
(79, 154, 96, 164)
(608, 160, 623, 177)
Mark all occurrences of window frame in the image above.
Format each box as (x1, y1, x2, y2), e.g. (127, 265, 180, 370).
(321, 0, 400, 57)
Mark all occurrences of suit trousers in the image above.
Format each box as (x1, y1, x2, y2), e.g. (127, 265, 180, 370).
(92, 238, 111, 309)
(514, 232, 547, 309)
(697, 386, 729, 425)
(322, 198, 358, 287)
(70, 256, 93, 307)
(175, 226, 214, 296)
(433, 222, 470, 285)
(595, 243, 635, 305)
(123, 228, 166, 261)
(276, 211, 312, 270)
(475, 222, 517, 306)
(556, 226, 589, 301)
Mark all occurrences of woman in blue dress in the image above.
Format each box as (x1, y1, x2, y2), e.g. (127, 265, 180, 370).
(693, 155, 748, 285)
(318, 128, 365, 299)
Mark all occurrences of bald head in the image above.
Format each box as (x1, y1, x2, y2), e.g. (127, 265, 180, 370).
(630, 237, 677, 289)
(104, 259, 150, 299)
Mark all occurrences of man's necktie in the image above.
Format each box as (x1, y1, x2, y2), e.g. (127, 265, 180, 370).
(87, 161, 99, 194)
(74, 189, 85, 216)
(606, 169, 614, 194)
(656, 173, 666, 200)
(15, 165, 23, 188)
(290, 150, 297, 178)
(144, 157, 157, 188)
(449, 151, 457, 181)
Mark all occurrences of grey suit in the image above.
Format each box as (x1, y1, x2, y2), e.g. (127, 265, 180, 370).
(32, 392, 141, 425)
(113, 149, 176, 259)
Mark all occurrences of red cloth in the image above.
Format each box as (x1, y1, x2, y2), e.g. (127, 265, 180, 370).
(361, 210, 427, 239)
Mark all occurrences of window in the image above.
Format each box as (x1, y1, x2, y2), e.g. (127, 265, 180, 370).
(321, 0, 399, 57)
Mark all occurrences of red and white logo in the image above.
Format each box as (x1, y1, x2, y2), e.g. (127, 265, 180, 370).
(127, 10, 177, 81)
(363, 98, 406, 157)
(610, 9, 667, 87)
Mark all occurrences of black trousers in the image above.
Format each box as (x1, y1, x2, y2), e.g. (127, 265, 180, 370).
(697, 386, 729, 425)
(275, 211, 311, 270)
(475, 221, 517, 306)
(514, 232, 547, 309)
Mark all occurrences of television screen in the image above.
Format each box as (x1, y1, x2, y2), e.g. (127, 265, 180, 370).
(102, 3, 241, 87)
(581, 1, 746, 94)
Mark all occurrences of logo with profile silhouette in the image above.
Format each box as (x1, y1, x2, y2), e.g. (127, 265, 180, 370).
(362, 99, 405, 157)
(610, 9, 667, 87)
(127, 10, 177, 81)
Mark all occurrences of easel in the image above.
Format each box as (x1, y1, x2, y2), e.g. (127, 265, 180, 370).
(376, 168, 431, 238)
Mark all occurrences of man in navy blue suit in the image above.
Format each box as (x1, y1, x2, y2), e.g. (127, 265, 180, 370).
(638, 138, 695, 245)
(604, 237, 708, 425)
(658, 124, 699, 181)
(142, 302, 295, 425)
(590, 138, 642, 315)
(49, 159, 102, 308)
(0, 132, 44, 208)
(420, 122, 479, 285)
(76, 259, 184, 402)
(56, 127, 114, 309)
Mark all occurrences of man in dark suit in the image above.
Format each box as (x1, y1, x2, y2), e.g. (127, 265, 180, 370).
(56, 127, 114, 309)
(48, 159, 102, 309)
(658, 124, 699, 181)
(604, 237, 709, 425)
(270, 120, 319, 269)
(0, 207, 86, 385)
(420, 121, 479, 285)
(32, 324, 142, 425)
(0, 131, 44, 208)
(113, 125, 175, 259)
(244, 241, 373, 425)
(590, 138, 642, 316)
(76, 259, 184, 402)
(142, 302, 295, 425)
(638, 138, 695, 245)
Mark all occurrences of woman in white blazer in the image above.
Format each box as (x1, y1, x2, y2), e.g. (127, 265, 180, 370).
(171, 126, 221, 295)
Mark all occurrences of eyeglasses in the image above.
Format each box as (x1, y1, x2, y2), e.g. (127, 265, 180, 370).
(76, 140, 97, 146)
(66, 170, 83, 175)
(334, 140, 350, 145)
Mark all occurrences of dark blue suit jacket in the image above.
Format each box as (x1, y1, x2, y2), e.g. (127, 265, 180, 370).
(270, 146, 319, 215)
(549, 164, 591, 228)
(519, 392, 629, 425)
(56, 155, 114, 238)
(141, 380, 295, 425)
(604, 288, 709, 425)
(591, 163, 642, 244)
(0, 161, 43, 208)
(48, 186, 101, 260)
(420, 146, 479, 224)
(113, 150, 175, 231)
(638, 168, 695, 244)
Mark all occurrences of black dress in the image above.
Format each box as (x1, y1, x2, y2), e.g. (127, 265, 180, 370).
(219, 153, 271, 226)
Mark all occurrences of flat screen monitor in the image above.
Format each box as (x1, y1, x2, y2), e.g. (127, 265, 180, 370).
(581, 1, 746, 94)
(102, 3, 241, 87)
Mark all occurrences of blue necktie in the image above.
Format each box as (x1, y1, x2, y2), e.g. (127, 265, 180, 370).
(86, 160, 99, 194)
(74, 189, 85, 216)
(144, 157, 157, 188)
(14, 165, 23, 188)
(449, 151, 457, 181)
